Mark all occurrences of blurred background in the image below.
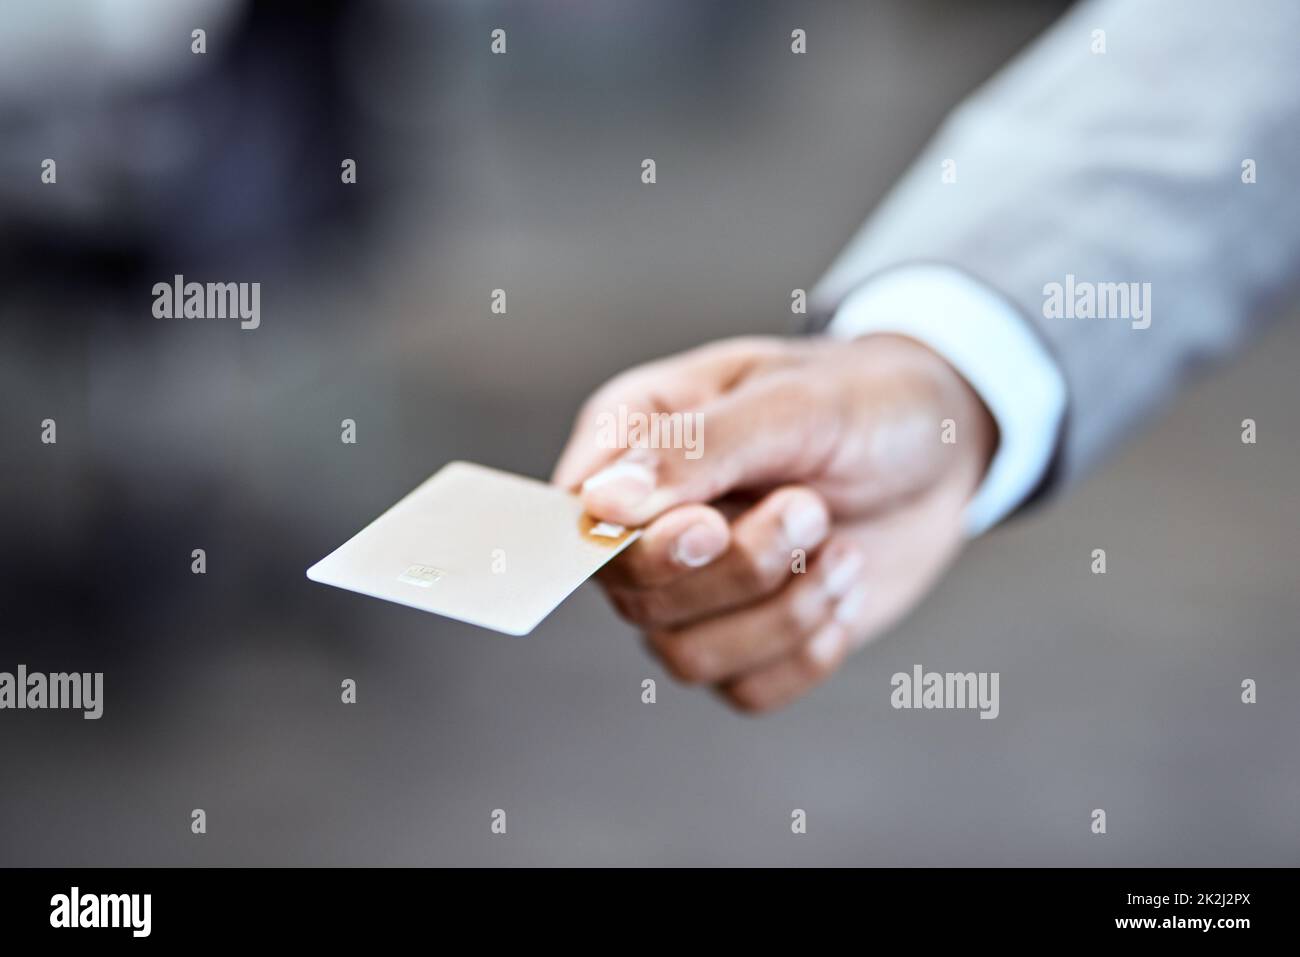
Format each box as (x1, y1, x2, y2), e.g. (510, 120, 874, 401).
(2, 0, 1297, 866)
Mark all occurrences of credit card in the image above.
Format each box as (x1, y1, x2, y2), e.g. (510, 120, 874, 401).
(306, 461, 639, 635)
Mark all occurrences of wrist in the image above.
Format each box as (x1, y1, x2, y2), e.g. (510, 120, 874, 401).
(821, 265, 1067, 534)
(839, 333, 998, 500)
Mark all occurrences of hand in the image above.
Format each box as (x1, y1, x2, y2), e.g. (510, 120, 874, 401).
(552, 334, 997, 713)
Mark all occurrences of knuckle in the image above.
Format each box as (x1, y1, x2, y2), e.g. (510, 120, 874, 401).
(765, 370, 821, 406)
(598, 365, 648, 397)
(609, 588, 672, 628)
(656, 636, 713, 684)
(578, 392, 617, 427)
(795, 642, 837, 680)
(694, 335, 777, 361)
(631, 589, 680, 628)
(724, 683, 773, 715)
(728, 544, 787, 596)
(776, 586, 824, 638)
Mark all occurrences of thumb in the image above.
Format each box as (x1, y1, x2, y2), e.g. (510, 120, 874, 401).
(578, 377, 840, 526)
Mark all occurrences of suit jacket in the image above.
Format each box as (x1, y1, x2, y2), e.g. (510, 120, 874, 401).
(811, 0, 1300, 505)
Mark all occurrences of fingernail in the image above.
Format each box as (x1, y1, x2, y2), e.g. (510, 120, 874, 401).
(835, 584, 868, 626)
(672, 523, 727, 568)
(823, 546, 864, 598)
(782, 499, 829, 547)
(808, 624, 842, 666)
(581, 457, 656, 508)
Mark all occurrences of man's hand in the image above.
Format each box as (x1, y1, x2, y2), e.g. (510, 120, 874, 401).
(552, 335, 996, 713)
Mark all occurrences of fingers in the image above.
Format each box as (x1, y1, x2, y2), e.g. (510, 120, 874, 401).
(579, 372, 841, 527)
(710, 482, 971, 714)
(597, 503, 731, 590)
(719, 586, 873, 714)
(551, 378, 657, 492)
(600, 485, 830, 628)
(577, 357, 965, 528)
(645, 537, 867, 685)
(717, 622, 849, 714)
(551, 337, 789, 491)
(562, 332, 991, 532)
(558, 335, 985, 715)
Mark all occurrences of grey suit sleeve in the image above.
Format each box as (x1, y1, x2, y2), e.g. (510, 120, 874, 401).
(811, 0, 1300, 497)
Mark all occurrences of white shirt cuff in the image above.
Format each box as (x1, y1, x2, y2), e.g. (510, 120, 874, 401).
(825, 265, 1067, 536)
